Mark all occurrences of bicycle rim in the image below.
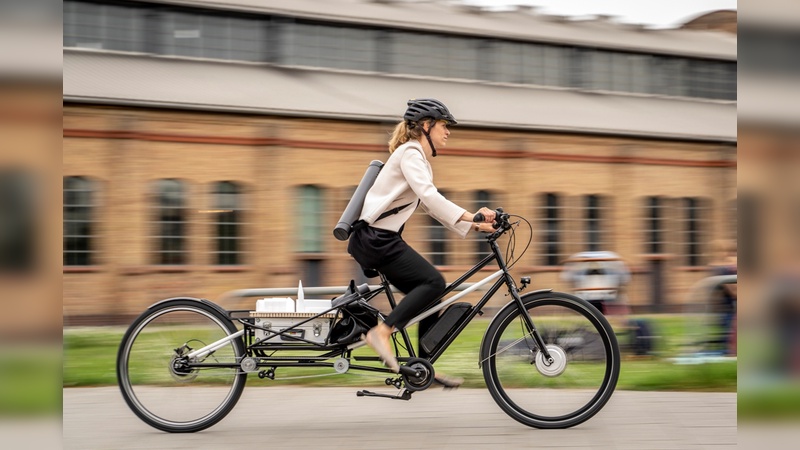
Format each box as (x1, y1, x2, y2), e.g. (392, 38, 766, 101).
(482, 293, 620, 429)
(117, 301, 246, 432)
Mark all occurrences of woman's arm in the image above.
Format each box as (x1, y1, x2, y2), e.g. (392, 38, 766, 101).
(401, 149, 465, 224)
(402, 150, 496, 225)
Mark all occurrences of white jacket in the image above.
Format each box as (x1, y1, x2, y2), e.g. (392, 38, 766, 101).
(359, 140, 472, 238)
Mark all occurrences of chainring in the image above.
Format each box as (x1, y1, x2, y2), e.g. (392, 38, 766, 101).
(401, 357, 435, 392)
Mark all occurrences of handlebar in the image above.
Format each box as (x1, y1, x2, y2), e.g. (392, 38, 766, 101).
(473, 209, 531, 263)
(473, 208, 512, 236)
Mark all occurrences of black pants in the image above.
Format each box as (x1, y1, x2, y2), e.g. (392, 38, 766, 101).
(377, 245, 446, 359)
(348, 225, 446, 358)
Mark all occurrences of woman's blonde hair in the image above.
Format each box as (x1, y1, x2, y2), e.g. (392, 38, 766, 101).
(388, 119, 432, 153)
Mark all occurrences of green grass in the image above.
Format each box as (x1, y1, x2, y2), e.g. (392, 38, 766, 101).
(64, 328, 122, 386)
(0, 346, 62, 416)
(618, 358, 736, 391)
(739, 383, 800, 420)
(64, 315, 736, 392)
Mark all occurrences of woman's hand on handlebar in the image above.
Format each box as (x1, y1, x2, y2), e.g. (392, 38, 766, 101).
(473, 222, 495, 233)
(472, 207, 496, 223)
(472, 207, 512, 235)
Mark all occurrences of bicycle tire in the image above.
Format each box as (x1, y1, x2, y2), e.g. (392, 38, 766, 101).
(481, 291, 620, 429)
(116, 298, 246, 433)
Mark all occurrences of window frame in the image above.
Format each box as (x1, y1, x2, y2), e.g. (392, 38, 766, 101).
(296, 184, 325, 254)
(64, 176, 98, 267)
(63, 1, 147, 52)
(471, 190, 494, 263)
(210, 180, 245, 266)
(152, 178, 190, 266)
(540, 192, 563, 266)
(681, 196, 711, 267)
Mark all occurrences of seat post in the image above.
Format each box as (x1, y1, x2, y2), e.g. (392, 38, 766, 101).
(380, 272, 398, 309)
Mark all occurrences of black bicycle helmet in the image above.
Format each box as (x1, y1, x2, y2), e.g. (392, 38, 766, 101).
(404, 98, 458, 125)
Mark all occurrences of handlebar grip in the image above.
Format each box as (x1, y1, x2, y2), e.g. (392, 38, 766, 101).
(473, 212, 485, 222)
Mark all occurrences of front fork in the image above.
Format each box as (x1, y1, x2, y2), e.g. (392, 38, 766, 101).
(490, 227, 553, 364)
(504, 273, 554, 364)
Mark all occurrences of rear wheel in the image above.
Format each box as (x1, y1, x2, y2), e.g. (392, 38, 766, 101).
(481, 291, 620, 429)
(116, 299, 246, 432)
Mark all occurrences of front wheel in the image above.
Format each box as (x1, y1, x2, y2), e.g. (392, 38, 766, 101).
(481, 291, 620, 429)
(116, 298, 247, 432)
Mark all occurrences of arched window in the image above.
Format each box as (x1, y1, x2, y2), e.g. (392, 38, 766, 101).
(425, 189, 450, 266)
(296, 185, 324, 286)
(472, 190, 493, 263)
(644, 196, 665, 254)
(541, 193, 562, 266)
(682, 197, 711, 266)
(727, 197, 737, 241)
(64, 176, 96, 266)
(153, 179, 188, 265)
(585, 194, 605, 252)
(296, 185, 324, 253)
(212, 181, 244, 265)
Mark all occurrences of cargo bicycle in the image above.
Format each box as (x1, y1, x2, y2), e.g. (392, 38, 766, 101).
(116, 209, 620, 432)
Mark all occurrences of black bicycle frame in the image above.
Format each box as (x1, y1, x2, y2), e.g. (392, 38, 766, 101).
(186, 228, 551, 374)
(400, 233, 552, 364)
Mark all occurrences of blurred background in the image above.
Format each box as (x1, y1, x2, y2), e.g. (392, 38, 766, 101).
(8, 0, 800, 447)
(61, 0, 737, 322)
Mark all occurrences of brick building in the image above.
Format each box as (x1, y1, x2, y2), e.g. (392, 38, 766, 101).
(63, 0, 737, 324)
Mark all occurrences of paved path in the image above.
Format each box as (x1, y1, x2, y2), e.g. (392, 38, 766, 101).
(63, 387, 736, 449)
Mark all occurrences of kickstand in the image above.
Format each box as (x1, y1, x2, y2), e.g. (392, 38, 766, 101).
(356, 389, 412, 401)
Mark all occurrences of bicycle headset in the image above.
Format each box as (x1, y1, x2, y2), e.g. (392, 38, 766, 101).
(403, 98, 457, 157)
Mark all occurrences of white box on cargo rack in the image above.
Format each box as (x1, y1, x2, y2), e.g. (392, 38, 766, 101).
(296, 299, 333, 314)
(251, 312, 336, 344)
(255, 297, 295, 313)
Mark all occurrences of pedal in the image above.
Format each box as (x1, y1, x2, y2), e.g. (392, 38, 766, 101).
(356, 389, 412, 401)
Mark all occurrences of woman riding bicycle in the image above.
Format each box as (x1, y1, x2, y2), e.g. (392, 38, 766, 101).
(347, 98, 496, 384)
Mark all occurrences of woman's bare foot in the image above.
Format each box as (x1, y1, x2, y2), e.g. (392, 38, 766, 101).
(364, 323, 399, 373)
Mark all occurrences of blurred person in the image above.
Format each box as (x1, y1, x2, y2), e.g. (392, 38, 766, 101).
(559, 252, 657, 356)
(768, 269, 800, 377)
(347, 98, 496, 386)
(709, 239, 737, 356)
(560, 251, 631, 316)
